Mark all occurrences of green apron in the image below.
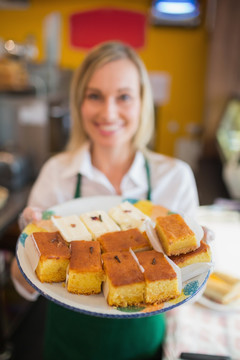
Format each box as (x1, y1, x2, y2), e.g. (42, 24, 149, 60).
(44, 158, 166, 360)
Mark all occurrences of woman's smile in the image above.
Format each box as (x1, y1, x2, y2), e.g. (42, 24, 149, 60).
(93, 121, 125, 136)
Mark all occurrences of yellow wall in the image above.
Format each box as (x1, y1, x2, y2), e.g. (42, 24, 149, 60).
(0, 0, 208, 156)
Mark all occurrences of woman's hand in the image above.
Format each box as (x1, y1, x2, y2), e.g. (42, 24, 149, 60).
(19, 206, 42, 230)
(12, 205, 43, 299)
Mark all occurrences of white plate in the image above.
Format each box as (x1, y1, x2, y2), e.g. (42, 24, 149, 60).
(196, 206, 240, 313)
(16, 196, 210, 318)
(198, 295, 240, 313)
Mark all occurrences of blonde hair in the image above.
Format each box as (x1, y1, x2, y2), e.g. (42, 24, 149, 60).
(67, 41, 155, 151)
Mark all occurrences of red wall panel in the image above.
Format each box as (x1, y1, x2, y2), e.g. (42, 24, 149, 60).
(69, 8, 146, 49)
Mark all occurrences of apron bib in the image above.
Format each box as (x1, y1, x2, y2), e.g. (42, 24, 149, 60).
(44, 158, 166, 360)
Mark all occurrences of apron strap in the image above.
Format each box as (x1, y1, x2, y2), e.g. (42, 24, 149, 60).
(74, 157, 151, 201)
(144, 157, 152, 201)
(74, 173, 82, 199)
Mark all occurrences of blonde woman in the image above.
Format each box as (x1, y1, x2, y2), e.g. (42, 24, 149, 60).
(11, 41, 199, 360)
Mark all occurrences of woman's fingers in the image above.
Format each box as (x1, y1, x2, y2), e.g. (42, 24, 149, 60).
(19, 206, 42, 230)
(23, 206, 42, 222)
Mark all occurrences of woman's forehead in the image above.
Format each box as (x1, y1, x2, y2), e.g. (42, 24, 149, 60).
(87, 58, 140, 90)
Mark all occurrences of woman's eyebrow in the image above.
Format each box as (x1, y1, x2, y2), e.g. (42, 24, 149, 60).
(85, 87, 101, 92)
(85, 86, 135, 93)
(117, 87, 135, 93)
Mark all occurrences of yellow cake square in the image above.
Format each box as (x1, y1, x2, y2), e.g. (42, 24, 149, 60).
(155, 214, 198, 256)
(25, 231, 70, 283)
(102, 251, 145, 307)
(67, 241, 104, 295)
(136, 250, 180, 304)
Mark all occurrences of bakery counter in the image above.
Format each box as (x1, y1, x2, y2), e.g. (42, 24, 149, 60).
(163, 206, 240, 360)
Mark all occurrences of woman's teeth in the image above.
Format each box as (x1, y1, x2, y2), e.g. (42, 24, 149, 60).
(98, 123, 122, 132)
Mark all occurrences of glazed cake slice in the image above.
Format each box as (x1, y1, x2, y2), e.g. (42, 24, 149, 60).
(136, 250, 180, 304)
(102, 251, 145, 307)
(170, 240, 212, 268)
(204, 272, 240, 304)
(108, 201, 148, 231)
(34, 219, 58, 232)
(98, 228, 152, 253)
(51, 214, 92, 242)
(67, 241, 104, 295)
(134, 200, 169, 221)
(25, 231, 70, 283)
(155, 213, 199, 256)
(80, 210, 120, 240)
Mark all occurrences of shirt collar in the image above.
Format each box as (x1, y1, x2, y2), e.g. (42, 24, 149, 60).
(62, 142, 146, 186)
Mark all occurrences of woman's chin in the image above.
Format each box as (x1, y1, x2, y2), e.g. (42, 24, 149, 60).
(92, 138, 131, 149)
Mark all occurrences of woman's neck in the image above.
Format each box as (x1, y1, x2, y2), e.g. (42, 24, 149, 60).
(90, 144, 136, 194)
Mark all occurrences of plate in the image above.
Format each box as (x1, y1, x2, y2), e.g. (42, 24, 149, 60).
(198, 295, 240, 313)
(196, 206, 240, 313)
(16, 196, 210, 318)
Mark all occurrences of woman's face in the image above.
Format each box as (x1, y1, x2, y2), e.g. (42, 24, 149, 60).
(81, 58, 141, 149)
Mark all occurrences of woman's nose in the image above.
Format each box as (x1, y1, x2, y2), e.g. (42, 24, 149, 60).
(101, 98, 118, 120)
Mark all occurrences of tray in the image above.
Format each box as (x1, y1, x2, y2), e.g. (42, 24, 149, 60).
(16, 196, 210, 318)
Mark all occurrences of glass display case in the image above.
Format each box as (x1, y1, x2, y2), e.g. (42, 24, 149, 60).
(216, 98, 240, 162)
(216, 98, 240, 199)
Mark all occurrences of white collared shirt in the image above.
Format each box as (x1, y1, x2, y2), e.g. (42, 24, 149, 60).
(28, 142, 199, 216)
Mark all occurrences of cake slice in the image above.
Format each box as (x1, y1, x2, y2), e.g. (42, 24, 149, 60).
(35, 219, 58, 232)
(155, 213, 199, 256)
(25, 231, 70, 283)
(136, 250, 180, 304)
(51, 214, 92, 242)
(67, 241, 104, 295)
(80, 210, 120, 240)
(102, 251, 145, 307)
(204, 272, 240, 304)
(108, 201, 148, 231)
(134, 200, 169, 221)
(170, 240, 212, 268)
(98, 228, 152, 253)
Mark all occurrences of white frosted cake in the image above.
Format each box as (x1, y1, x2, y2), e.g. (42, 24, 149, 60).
(80, 210, 120, 240)
(51, 215, 92, 242)
(108, 201, 148, 231)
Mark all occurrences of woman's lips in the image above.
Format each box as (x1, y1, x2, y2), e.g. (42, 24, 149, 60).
(95, 122, 124, 135)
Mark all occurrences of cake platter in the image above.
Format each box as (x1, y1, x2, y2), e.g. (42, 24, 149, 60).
(16, 196, 211, 319)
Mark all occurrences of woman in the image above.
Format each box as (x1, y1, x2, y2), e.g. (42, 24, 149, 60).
(11, 41, 199, 360)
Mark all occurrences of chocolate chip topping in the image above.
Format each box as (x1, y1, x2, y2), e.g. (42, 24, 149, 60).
(114, 255, 121, 263)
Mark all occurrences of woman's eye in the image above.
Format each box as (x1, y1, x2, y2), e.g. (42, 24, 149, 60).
(87, 93, 100, 100)
(119, 94, 131, 101)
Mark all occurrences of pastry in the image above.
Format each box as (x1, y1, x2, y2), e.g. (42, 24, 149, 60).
(102, 251, 145, 307)
(134, 200, 169, 221)
(80, 210, 120, 240)
(170, 240, 211, 268)
(136, 250, 180, 304)
(204, 272, 240, 304)
(108, 201, 147, 231)
(98, 228, 152, 253)
(155, 213, 198, 256)
(51, 214, 92, 242)
(67, 240, 104, 295)
(25, 231, 70, 283)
